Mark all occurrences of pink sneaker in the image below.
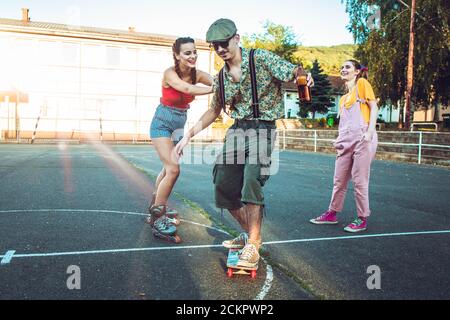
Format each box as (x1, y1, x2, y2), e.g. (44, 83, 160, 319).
(310, 210, 338, 225)
(344, 217, 367, 233)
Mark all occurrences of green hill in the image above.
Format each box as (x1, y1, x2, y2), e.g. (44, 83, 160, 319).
(293, 44, 356, 76)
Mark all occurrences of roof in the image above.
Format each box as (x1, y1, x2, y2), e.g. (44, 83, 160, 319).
(0, 17, 210, 49)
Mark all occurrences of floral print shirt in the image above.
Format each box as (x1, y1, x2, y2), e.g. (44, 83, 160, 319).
(210, 48, 296, 121)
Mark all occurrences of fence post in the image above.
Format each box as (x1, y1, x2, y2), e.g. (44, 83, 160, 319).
(314, 130, 317, 152)
(418, 131, 422, 164)
(31, 106, 43, 144)
(99, 116, 103, 142)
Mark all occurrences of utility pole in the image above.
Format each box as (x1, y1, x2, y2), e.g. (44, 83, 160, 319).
(404, 0, 416, 130)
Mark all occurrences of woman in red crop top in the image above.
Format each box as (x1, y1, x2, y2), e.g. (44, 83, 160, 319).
(148, 37, 213, 242)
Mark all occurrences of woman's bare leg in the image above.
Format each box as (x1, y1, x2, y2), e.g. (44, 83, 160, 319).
(152, 138, 180, 206)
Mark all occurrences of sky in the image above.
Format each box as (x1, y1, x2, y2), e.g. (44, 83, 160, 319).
(1, 0, 355, 46)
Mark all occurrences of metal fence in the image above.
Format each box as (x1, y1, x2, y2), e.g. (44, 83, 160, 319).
(278, 129, 450, 166)
(2, 115, 449, 166)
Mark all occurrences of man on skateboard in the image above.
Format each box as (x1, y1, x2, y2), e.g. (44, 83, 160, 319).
(175, 18, 314, 268)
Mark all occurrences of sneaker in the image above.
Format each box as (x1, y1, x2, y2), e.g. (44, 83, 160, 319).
(309, 210, 338, 225)
(344, 217, 367, 233)
(222, 232, 248, 249)
(237, 243, 260, 268)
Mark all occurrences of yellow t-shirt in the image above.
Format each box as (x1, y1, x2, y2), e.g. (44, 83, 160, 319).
(339, 78, 376, 123)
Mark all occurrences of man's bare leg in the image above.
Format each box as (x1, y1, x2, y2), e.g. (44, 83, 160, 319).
(244, 204, 262, 248)
(229, 204, 262, 248)
(229, 207, 249, 233)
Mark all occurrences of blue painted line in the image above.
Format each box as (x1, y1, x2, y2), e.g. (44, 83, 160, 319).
(1, 250, 16, 265)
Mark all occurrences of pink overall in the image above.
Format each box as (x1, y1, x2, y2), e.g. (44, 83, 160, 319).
(329, 89, 378, 218)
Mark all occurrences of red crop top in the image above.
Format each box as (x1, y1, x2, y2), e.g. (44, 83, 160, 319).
(160, 86, 195, 109)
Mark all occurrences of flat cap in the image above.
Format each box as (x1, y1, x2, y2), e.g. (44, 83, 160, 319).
(206, 18, 237, 42)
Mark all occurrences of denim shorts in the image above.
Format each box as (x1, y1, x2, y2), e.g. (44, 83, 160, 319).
(150, 104, 187, 144)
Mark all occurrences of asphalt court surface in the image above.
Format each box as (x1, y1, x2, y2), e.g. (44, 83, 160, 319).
(1, 143, 449, 299)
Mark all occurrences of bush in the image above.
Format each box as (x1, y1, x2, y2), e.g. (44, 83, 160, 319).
(326, 113, 339, 127)
(318, 118, 327, 127)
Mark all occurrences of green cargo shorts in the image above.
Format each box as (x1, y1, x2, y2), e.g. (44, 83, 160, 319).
(213, 119, 277, 210)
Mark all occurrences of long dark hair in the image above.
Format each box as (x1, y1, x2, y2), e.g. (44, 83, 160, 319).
(347, 59, 369, 82)
(172, 37, 197, 84)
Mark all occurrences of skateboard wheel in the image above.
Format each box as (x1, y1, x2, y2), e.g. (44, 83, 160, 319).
(251, 270, 257, 279)
(227, 268, 233, 278)
(172, 235, 182, 244)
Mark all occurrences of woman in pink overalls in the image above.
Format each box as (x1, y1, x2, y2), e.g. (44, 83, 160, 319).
(310, 60, 378, 232)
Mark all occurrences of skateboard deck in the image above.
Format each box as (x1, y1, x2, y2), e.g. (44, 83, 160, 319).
(226, 248, 258, 278)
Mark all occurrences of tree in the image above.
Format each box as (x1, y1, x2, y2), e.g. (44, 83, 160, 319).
(343, 0, 449, 114)
(242, 20, 301, 64)
(293, 44, 357, 75)
(298, 60, 335, 119)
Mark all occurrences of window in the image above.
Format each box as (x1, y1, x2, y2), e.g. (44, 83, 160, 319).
(122, 48, 137, 68)
(62, 42, 79, 65)
(39, 41, 61, 65)
(82, 44, 104, 67)
(106, 46, 121, 66)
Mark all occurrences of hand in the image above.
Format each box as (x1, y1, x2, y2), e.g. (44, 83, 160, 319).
(174, 136, 191, 159)
(361, 129, 375, 142)
(307, 73, 314, 87)
(294, 67, 314, 87)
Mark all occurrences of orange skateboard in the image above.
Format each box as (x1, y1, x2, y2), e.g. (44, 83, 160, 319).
(226, 248, 258, 279)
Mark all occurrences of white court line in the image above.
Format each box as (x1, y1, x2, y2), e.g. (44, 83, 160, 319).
(263, 229, 450, 245)
(2, 230, 448, 260)
(4, 210, 449, 300)
(0, 208, 271, 299)
(3, 228, 449, 259)
(255, 263, 273, 301)
(0, 209, 230, 236)
(5, 244, 225, 259)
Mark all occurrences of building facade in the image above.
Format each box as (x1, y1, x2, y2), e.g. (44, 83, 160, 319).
(0, 12, 214, 141)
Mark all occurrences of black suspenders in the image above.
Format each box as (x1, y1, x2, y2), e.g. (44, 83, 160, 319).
(218, 48, 260, 119)
(218, 67, 226, 115)
(248, 49, 260, 119)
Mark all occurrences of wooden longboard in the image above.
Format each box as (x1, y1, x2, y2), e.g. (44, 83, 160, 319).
(226, 248, 258, 278)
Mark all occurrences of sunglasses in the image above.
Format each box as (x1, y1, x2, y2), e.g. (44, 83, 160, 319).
(210, 34, 235, 51)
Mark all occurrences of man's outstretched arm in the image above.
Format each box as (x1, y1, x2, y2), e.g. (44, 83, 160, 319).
(174, 106, 222, 157)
